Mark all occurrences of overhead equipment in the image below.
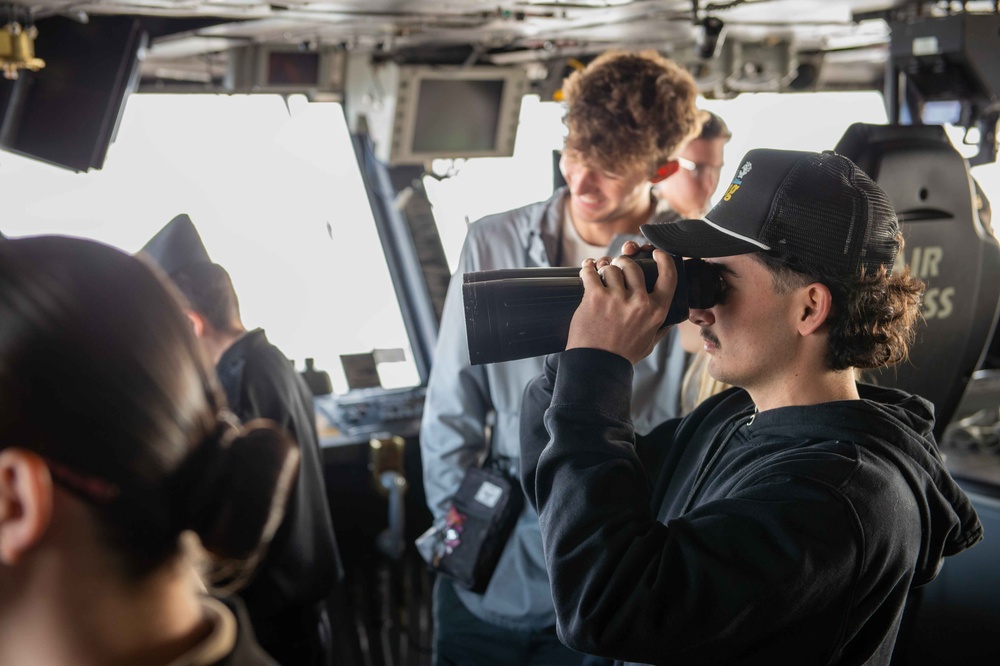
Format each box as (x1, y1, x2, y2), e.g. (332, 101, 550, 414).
(889, 11, 1000, 165)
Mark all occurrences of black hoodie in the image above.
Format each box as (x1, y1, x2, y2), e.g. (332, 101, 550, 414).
(520, 349, 983, 666)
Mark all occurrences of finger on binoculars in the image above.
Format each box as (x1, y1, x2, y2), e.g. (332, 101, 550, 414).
(651, 250, 678, 300)
(581, 260, 606, 288)
(599, 263, 627, 291)
(620, 240, 653, 256)
(612, 256, 646, 291)
(595, 256, 613, 269)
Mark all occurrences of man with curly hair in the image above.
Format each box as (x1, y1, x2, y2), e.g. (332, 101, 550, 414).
(519, 149, 983, 664)
(420, 50, 699, 665)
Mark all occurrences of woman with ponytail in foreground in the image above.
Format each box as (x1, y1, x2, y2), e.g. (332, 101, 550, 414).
(0, 236, 299, 665)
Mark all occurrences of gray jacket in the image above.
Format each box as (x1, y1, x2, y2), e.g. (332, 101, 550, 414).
(420, 188, 688, 630)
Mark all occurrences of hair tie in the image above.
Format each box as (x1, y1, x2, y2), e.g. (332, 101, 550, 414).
(213, 410, 241, 451)
(45, 457, 121, 504)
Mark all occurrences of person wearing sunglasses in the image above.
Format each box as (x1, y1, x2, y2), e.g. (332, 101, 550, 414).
(654, 111, 734, 412)
(655, 110, 731, 221)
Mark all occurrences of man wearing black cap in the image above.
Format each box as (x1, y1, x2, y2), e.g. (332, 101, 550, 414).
(142, 215, 341, 666)
(519, 149, 983, 665)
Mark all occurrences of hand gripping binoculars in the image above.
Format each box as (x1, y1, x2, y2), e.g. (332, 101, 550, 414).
(462, 255, 725, 365)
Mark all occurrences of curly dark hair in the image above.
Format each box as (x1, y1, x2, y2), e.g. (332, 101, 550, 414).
(753, 239, 925, 371)
(562, 50, 700, 176)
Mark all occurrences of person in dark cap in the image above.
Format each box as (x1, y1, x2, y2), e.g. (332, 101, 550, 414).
(518, 149, 983, 665)
(1, 236, 295, 665)
(142, 215, 341, 666)
(141, 213, 211, 274)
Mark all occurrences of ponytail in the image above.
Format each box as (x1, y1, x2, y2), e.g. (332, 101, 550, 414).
(170, 416, 299, 589)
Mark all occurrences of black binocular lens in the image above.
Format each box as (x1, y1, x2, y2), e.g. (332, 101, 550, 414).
(685, 257, 726, 310)
(462, 255, 725, 365)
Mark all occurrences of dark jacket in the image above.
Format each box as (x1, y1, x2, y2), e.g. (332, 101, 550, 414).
(520, 349, 983, 666)
(216, 329, 340, 620)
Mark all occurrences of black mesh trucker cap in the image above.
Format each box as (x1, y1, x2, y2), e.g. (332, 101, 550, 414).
(641, 149, 900, 277)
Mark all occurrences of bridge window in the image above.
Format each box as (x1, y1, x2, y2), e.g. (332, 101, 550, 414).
(0, 93, 420, 393)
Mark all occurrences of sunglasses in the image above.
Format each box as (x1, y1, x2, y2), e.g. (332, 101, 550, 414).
(676, 156, 723, 181)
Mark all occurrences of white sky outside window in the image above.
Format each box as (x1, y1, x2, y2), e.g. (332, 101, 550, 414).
(0, 94, 419, 393)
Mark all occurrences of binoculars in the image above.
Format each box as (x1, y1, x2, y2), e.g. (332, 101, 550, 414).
(462, 255, 725, 365)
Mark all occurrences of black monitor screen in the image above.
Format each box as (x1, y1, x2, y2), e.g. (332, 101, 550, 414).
(0, 16, 144, 172)
(267, 51, 321, 86)
(411, 79, 504, 153)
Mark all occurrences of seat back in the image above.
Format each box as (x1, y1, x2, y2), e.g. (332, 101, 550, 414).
(834, 123, 1000, 436)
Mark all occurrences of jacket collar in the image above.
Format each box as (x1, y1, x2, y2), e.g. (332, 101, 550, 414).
(217, 328, 268, 372)
(215, 328, 268, 407)
(516, 187, 567, 268)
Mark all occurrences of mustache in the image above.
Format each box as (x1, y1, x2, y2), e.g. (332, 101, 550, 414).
(701, 328, 720, 348)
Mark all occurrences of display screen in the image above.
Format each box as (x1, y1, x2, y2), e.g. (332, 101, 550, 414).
(0, 15, 144, 172)
(411, 79, 504, 153)
(267, 51, 321, 86)
(920, 100, 963, 125)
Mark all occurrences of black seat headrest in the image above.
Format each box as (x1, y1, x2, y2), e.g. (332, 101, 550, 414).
(835, 123, 1000, 436)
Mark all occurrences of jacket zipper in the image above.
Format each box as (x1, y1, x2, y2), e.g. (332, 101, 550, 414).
(680, 410, 755, 513)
